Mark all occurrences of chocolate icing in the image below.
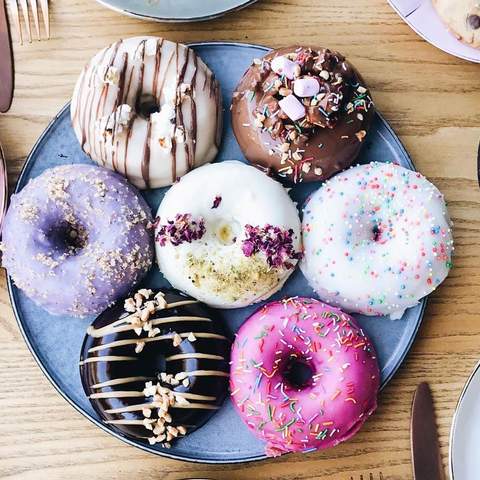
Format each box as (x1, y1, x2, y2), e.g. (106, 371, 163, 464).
(231, 46, 375, 183)
(79, 289, 230, 446)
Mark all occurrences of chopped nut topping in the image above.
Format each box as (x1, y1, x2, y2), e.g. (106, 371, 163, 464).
(355, 130, 367, 142)
(172, 333, 182, 347)
(319, 70, 330, 80)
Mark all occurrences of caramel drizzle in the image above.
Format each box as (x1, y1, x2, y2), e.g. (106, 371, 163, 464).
(165, 353, 224, 362)
(79, 355, 137, 366)
(86, 299, 199, 337)
(87, 332, 227, 352)
(91, 390, 216, 401)
(105, 402, 220, 414)
(92, 376, 151, 389)
(88, 315, 213, 340)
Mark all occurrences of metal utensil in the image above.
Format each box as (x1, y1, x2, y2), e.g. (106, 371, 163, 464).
(9, 0, 49, 44)
(0, 143, 8, 234)
(350, 473, 384, 480)
(411, 382, 446, 480)
(476, 137, 480, 188)
(0, 0, 13, 112)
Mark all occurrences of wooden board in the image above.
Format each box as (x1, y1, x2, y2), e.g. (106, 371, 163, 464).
(0, 0, 479, 478)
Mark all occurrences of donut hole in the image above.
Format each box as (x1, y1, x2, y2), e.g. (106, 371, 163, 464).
(372, 224, 382, 242)
(282, 354, 314, 390)
(213, 219, 241, 245)
(46, 221, 88, 255)
(136, 94, 160, 119)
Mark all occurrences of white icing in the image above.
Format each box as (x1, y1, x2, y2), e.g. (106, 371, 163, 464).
(155, 161, 302, 309)
(301, 162, 454, 319)
(71, 36, 221, 189)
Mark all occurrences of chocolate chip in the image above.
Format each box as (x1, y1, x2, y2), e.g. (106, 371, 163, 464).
(467, 14, 480, 30)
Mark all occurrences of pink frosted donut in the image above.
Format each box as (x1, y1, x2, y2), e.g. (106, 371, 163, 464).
(230, 297, 380, 456)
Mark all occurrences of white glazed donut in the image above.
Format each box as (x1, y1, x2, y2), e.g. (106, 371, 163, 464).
(71, 36, 222, 189)
(301, 162, 454, 319)
(155, 161, 302, 308)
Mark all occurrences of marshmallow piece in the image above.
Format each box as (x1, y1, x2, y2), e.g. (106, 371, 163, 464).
(294, 77, 320, 97)
(270, 55, 298, 80)
(279, 94, 306, 121)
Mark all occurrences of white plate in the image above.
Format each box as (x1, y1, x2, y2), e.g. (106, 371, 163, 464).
(450, 361, 480, 479)
(388, 0, 480, 63)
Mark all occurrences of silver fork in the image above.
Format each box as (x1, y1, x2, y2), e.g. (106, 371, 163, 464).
(350, 474, 385, 480)
(8, 0, 49, 44)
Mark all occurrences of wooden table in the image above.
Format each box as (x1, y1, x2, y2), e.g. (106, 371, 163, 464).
(0, 0, 479, 478)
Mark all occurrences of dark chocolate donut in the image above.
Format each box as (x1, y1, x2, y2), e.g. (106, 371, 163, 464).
(231, 46, 375, 184)
(79, 288, 230, 448)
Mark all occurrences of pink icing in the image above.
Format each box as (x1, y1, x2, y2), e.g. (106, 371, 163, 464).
(230, 297, 380, 456)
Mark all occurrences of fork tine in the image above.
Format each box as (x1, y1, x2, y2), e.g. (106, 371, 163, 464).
(8, 0, 23, 44)
(27, 0, 40, 39)
(18, 0, 31, 42)
(38, 0, 49, 38)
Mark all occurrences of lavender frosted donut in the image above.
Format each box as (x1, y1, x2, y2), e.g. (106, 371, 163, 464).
(230, 297, 380, 456)
(2, 164, 154, 316)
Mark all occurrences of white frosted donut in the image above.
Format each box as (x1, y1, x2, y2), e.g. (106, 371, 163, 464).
(301, 162, 454, 319)
(155, 161, 302, 308)
(71, 36, 222, 189)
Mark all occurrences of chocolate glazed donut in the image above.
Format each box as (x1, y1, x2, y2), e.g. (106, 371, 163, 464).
(79, 289, 230, 447)
(232, 46, 375, 184)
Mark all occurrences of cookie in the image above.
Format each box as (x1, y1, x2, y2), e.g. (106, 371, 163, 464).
(432, 0, 480, 48)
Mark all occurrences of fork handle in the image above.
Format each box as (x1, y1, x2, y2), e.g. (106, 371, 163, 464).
(0, 0, 14, 112)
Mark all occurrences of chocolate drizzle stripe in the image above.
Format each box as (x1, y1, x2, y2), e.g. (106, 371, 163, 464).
(79, 355, 138, 366)
(91, 376, 151, 389)
(165, 353, 224, 361)
(141, 120, 152, 189)
(87, 315, 213, 340)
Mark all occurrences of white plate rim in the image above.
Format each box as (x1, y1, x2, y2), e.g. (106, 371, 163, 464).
(449, 359, 480, 479)
(387, 0, 480, 64)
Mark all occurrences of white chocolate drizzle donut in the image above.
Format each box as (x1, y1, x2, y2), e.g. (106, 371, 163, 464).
(71, 37, 222, 189)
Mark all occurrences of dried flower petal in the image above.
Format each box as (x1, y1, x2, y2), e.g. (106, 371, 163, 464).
(156, 213, 206, 247)
(241, 224, 302, 269)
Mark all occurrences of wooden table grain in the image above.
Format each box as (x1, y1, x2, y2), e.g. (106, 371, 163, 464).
(0, 0, 479, 478)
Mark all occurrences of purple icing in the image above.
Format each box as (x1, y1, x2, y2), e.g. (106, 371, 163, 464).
(155, 213, 206, 247)
(1, 164, 154, 317)
(241, 224, 302, 269)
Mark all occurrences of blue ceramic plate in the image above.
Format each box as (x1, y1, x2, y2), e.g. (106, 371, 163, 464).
(95, 0, 258, 22)
(8, 42, 425, 464)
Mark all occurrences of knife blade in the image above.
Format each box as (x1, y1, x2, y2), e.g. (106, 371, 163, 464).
(0, 0, 13, 113)
(477, 136, 480, 188)
(411, 382, 446, 480)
